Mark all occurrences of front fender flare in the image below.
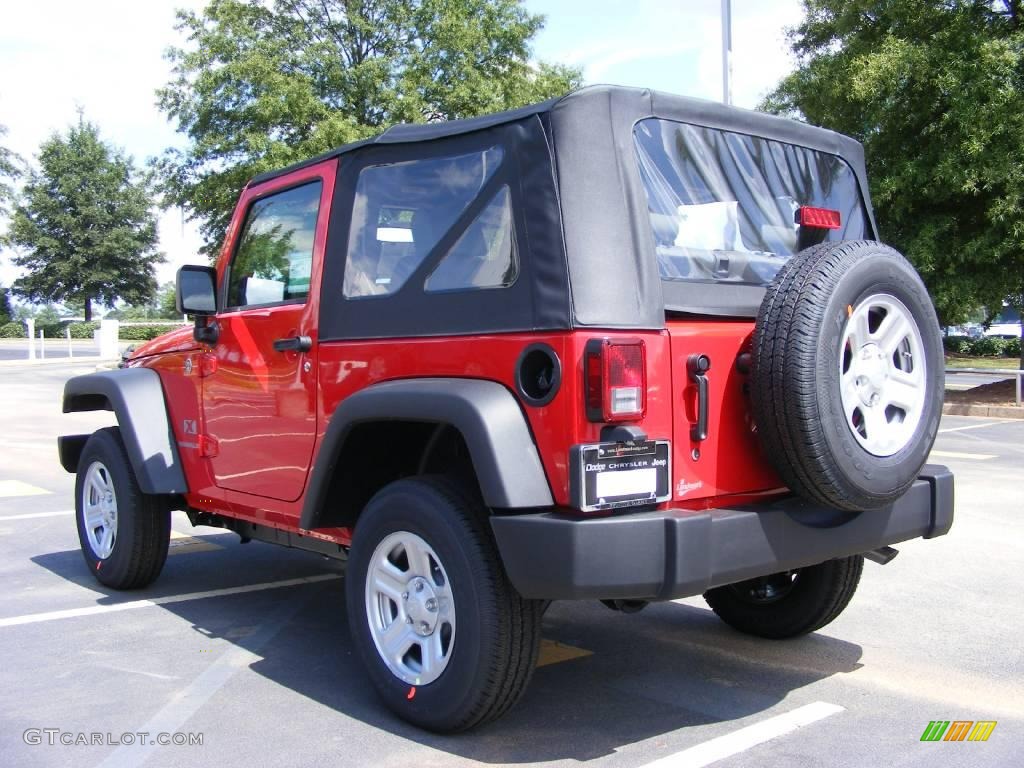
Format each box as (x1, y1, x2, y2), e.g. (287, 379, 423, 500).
(62, 369, 187, 495)
(301, 378, 553, 529)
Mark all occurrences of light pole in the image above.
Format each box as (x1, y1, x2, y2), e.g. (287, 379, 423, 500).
(722, 0, 733, 105)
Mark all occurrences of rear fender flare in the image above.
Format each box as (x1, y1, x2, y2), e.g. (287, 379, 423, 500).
(301, 378, 553, 529)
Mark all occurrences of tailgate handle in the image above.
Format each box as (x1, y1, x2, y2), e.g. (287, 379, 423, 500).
(687, 354, 711, 442)
(273, 335, 312, 353)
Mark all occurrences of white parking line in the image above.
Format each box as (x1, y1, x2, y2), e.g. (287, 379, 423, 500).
(938, 420, 1013, 434)
(95, 588, 317, 768)
(930, 450, 997, 461)
(0, 480, 51, 497)
(0, 510, 73, 521)
(0, 574, 341, 628)
(639, 702, 844, 768)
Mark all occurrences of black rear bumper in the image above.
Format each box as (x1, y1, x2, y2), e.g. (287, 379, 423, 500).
(490, 465, 954, 601)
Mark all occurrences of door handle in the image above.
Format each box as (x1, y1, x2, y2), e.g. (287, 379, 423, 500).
(273, 335, 312, 353)
(687, 354, 711, 442)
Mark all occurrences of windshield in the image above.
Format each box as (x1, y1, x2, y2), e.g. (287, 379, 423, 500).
(634, 118, 868, 286)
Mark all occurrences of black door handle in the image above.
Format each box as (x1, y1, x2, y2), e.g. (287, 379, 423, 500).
(687, 354, 711, 442)
(273, 335, 312, 353)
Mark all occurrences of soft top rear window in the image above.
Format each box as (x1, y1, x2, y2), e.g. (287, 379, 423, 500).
(634, 118, 868, 287)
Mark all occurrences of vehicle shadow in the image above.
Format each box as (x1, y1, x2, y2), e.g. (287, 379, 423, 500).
(31, 541, 863, 764)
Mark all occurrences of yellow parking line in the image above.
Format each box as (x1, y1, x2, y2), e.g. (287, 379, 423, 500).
(167, 529, 224, 555)
(537, 638, 593, 667)
(0, 480, 51, 498)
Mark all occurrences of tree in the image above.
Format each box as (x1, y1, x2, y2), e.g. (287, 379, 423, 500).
(108, 282, 182, 320)
(156, 0, 581, 255)
(157, 282, 182, 319)
(764, 0, 1024, 367)
(4, 116, 162, 321)
(0, 123, 21, 218)
(0, 285, 12, 324)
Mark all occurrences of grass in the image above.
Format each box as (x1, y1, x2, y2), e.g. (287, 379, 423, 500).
(945, 355, 1022, 370)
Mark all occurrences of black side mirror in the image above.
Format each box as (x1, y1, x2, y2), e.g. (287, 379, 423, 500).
(176, 265, 218, 315)
(176, 265, 219, 345)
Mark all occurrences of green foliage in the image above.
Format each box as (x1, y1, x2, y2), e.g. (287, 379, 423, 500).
(156, 0, 582, 255)
(0, 321, 25, 338)
(971, 336, 1008, 356)
(0, 285, 12, 324)
(0, 123, 22, 218)
(66, 321, 99, 339)
(764, 1, 1024, 325)
(943, 335, 974, 354)
(106, 283, 182, 321)
(4, 115, 163, 321)
(943, 334, 1020, 356)
(21, 303, 71, 336)
(62, 321, 181, 341)
(158, 282, 181, 319)
(1007, 335, 1022, 358)
(118, 323, 188, 341)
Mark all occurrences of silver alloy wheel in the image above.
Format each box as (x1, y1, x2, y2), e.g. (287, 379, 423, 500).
(365, 531, 456, 686)
(839, 293, 927, 457)
(82, 460, 118, 559)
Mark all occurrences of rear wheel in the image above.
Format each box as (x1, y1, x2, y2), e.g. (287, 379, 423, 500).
(345, 476, 542, 732)
(75, 427, 170, 589)
(703, 556, 864, 639)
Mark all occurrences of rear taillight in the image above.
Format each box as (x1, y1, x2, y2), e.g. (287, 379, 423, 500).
(584, 338, 646, 422)
(797, 206, 842, 229)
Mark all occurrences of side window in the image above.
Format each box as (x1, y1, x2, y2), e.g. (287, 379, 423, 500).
(226, 181, 323, 308)
(425, 186, 516, 292)
(343, 147, 503, 298)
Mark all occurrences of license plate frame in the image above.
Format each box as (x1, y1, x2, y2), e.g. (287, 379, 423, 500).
(570, 440, 671, 512)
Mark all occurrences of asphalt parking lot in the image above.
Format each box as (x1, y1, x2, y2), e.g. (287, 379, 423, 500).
(0, 361, 1020, 767)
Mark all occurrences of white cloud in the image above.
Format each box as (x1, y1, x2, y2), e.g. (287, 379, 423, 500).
(2, 0, 807, 297)
(0, 0, 207, 162)
(585, 42, 695, 83)
(156, 209, 208, 285)
(528, 0, 802, 109)
(0, 0, 208, 293)
(731, 1, 803, 108)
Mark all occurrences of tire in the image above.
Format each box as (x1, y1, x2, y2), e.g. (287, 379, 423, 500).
(345, 476, 542, 732)
(75, 427, 171, 589)
(704, 556, 863, 639)
(751, 240, 944, 511)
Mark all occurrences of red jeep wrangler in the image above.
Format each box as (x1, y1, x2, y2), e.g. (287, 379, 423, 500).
(60, 86, 953, 732)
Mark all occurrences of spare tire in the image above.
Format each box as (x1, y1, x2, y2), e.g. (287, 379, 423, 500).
(751, 240, 943, 511)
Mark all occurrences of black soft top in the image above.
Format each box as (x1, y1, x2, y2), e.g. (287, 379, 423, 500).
(255, 86, 876, 334)
(248, 97, 561, 186)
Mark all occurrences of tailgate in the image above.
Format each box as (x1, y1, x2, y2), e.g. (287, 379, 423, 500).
(666, 318, 780, 503)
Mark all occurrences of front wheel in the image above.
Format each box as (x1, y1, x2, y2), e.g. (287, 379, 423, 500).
(75, 427, 171, 589)
(703, 556, 863, 639)
(345, 477, 542, 732)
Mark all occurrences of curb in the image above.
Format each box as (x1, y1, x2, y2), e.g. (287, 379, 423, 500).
(943, 403, 1023, 419)
(0, 355, 112, 368)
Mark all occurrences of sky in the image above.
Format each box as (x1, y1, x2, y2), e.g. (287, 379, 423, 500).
(0, 0, 804, 299)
